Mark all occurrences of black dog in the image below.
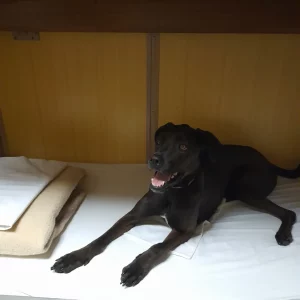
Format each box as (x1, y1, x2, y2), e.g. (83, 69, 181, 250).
(51, 123, 299, 287)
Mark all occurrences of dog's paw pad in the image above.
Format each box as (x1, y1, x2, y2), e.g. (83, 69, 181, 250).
(51, 252, 90, 273)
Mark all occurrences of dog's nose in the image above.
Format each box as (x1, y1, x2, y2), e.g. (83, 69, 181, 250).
(148, 154, 162, 167)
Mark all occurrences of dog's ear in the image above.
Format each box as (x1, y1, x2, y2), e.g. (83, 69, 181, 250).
(194, 128, 220, 164)
(195, 128, 221, 147)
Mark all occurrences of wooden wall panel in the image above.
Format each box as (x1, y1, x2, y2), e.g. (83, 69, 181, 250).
(0, 32, 146, 163)
(159, 34, 300, 168)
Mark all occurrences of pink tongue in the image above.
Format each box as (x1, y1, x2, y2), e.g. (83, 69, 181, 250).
(155, 172, 170, 181)
(151, 172, 171, 187)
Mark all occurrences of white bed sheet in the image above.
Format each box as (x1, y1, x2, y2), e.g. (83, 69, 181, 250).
(0, 163, 299, 300)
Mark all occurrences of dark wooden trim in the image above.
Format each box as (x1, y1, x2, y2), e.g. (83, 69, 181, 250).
(0, 110, 8, 157)
(0, 0, 300, 33)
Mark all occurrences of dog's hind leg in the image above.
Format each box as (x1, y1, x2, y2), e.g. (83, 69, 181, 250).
(240, 196, 297, 246)
(231, 170, 296, 246)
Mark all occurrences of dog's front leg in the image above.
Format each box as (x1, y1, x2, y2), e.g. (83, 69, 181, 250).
(51, 190, 165, 274)
(51, 213, 139, 274)
(120, 229, 195, 287)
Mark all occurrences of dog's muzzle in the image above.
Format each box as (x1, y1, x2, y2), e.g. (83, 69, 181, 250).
(148, 153, 164, 170)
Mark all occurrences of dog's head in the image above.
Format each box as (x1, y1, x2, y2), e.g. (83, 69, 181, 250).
(148, 122, 221, 193)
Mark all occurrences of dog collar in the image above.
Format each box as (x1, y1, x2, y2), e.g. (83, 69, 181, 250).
(172, 176, 196, 189)
(172, 171, 204, 189)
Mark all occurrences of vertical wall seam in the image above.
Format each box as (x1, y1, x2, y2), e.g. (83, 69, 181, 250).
(146, 33, 160, 162)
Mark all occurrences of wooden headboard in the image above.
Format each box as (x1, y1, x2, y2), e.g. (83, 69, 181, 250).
(0, 0, 300, 33)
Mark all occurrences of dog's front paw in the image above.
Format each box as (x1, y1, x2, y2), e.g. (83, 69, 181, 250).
(51, 250, 90, 274)
(275, 230, 293, 246)
(120, 257, 149, 287)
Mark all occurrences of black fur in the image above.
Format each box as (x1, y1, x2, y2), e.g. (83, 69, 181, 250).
(51, 122, 298, 287)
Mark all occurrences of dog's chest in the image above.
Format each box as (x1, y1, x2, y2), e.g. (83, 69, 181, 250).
(161, 192, 198, 231)
(161, 210, 195, 232)
(160, 213, 170, 226)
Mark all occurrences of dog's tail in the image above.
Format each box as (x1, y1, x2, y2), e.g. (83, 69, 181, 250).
(271, 163, 300, 179)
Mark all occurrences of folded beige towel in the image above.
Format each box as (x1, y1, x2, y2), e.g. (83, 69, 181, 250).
(0, 166, 86, 256)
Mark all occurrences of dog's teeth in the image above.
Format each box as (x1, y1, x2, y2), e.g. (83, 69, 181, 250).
(171, 173, 177, 179)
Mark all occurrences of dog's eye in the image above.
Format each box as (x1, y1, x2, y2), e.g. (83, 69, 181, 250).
(179, 144, 187, 151)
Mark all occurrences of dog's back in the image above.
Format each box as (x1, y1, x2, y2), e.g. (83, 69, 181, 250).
(219, 145, 300, 201)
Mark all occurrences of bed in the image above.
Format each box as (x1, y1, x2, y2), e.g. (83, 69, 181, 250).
(1, 163, 300, 300)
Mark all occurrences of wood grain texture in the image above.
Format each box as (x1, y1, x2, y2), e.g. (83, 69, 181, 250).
(1, 0, 300, 33)
(0, 32, 146, 163)
(159, 34, 300, 168)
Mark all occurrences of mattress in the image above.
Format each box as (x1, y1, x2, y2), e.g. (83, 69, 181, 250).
(0, 163, 299, 300)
